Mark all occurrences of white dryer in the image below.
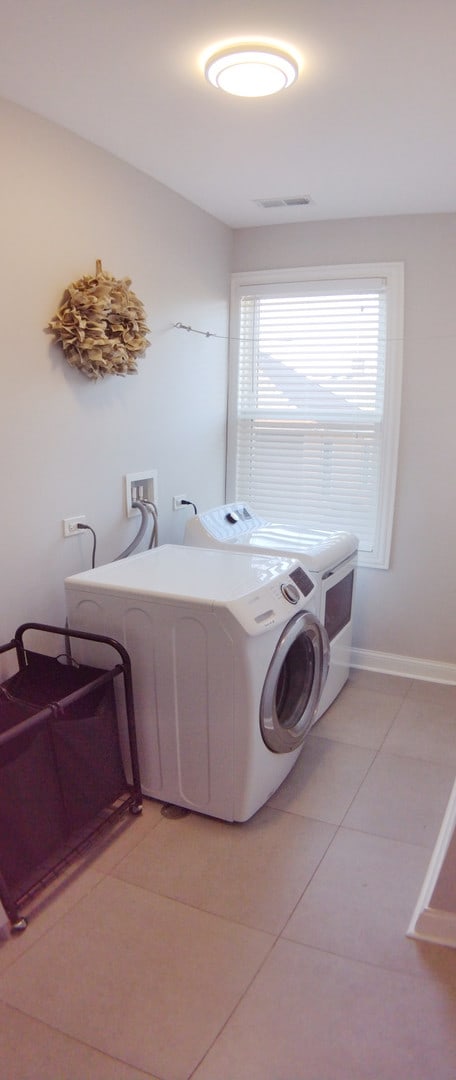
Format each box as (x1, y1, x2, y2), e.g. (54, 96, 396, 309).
(185, 504, 358, 720)
(65, 545, 329, 822)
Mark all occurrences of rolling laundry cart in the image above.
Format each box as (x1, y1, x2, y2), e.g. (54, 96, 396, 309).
(0, 622, 142, 932)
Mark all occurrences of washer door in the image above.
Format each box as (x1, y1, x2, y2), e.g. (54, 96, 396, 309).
(260, 612, 330, 753)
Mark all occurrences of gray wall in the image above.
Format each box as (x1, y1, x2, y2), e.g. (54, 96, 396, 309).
(233, 217, 456, 670)
(0, 97, 231, 658)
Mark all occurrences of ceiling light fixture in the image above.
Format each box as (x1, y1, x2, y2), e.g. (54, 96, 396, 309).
(204, 42, 298, 98)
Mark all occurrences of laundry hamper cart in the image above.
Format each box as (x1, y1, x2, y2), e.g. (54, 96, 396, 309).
(0, 622, 142, 932)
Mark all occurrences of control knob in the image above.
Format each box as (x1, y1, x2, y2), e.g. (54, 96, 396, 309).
(281, 582, 300, 604)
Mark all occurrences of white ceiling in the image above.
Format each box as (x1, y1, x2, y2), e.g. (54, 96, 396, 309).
(2, 0, 455, 228)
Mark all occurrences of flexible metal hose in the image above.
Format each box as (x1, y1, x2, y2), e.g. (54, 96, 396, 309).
(114, 499, 150, 560)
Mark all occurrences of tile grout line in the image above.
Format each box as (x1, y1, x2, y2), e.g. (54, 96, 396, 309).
(0, 999, 157, 1079)
(276, 684, 416, 941)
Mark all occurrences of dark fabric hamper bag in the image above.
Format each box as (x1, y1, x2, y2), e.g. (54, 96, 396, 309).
(0, 650, 127, 891)
(0, 697, 66, 888)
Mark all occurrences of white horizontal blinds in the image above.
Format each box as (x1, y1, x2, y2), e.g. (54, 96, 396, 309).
(235, 280, 387, 550)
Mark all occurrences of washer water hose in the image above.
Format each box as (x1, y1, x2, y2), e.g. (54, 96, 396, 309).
(77, 498, 160, 567)
(115, 499, 158, 560)
(141, 499, 159, 548)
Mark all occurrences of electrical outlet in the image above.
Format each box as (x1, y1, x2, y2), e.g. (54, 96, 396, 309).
(63, 516, 86, 537)
(125, 471, 158, 517)
(173, 495, 189, 511)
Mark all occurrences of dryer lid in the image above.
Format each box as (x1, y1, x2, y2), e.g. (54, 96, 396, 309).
(231, 523, 358, 572)
(185, 504, 358, 573)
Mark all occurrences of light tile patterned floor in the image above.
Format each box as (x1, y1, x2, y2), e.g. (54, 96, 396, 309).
(1, 671, 455, 1079)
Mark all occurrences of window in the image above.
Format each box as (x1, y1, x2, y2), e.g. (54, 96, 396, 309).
(227, 263, 404, 568)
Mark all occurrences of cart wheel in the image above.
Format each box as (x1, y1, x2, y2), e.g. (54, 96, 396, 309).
(129, 802, 143, 816)
(11, 916, 28, 933)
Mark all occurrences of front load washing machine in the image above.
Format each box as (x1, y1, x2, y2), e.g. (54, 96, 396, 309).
(185, 503, 358, 720)
(65, 545, 329, 822)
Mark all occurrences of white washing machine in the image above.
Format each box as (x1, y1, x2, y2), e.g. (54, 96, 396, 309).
(65, 545, 329, 822)
(185, 504, 358, 720)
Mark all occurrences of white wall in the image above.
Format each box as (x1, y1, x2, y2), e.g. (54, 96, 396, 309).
(233, 216, 456, 670)
(0, 98, 231, 652)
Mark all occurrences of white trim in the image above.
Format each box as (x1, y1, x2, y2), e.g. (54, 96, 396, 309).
(351, 647, 456, 685)
(407, 779, 456, 950)
(408, 908, 456, 950)
(374, 263, 404, 569)
(228, 261, 404, 570)
(0, 900, 8, 931)
(231, 262, 401, 287)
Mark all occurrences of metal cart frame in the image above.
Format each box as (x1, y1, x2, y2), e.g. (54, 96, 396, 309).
(0, 622, 142, 932)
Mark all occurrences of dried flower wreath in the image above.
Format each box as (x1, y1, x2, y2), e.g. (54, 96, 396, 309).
(47, 260, 150, 380)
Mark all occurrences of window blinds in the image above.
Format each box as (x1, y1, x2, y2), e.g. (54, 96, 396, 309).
(232, 280, 387, 552)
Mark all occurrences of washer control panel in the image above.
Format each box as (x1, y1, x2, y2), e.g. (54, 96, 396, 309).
(227, 562, 319, 636)
(281, 583, 300, 604)
(289, 565, 314, 597)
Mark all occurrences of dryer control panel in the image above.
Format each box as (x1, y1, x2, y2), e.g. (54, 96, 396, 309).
(188, 503, 264, 542)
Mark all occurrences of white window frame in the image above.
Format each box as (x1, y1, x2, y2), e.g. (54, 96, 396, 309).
(226, 262, 404, 569)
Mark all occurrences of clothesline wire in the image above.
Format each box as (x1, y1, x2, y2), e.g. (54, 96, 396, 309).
(173, 321, 229, 340)
(173, 322, 449, 346)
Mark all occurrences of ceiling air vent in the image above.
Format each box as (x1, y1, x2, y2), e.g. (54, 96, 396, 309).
(254, 195, 311, 209)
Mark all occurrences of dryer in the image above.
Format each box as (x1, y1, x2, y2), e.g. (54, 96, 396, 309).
(65, 545, 329, 822)
(185, 504, 358, 720)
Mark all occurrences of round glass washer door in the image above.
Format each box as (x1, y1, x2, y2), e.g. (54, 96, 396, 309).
(260, 611, 329, 753)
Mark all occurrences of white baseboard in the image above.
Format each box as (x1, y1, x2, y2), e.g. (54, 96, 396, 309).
(351, 647, 456, 685)
(0, 900, 8, 931)
(407, 779, 456, 950)
(408, 907, 456, 950)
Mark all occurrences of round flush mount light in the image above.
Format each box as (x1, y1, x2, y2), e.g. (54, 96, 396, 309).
(204, 42, 299, 97)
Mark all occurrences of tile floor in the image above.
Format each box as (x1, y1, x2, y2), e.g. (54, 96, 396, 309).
(1, 670, 456, 1079)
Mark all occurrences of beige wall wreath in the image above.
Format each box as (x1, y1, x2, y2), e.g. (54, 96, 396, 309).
(47, 260, 150, 380)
